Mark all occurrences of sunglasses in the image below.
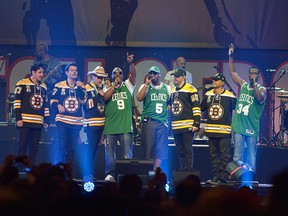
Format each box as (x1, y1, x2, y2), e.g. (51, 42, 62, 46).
(113, 71, 123, 75)
(149, 72, 158, 76)
(96, 76, 104, 80)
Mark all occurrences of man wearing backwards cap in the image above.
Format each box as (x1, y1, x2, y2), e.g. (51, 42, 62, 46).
(137, 66, 171, 171)
(103, 54, 136, 182)
(169, 67, 201, 171)
(229, 44, 266, 172)
(201, 72, 237, 184)
(83, 66, 107, 180)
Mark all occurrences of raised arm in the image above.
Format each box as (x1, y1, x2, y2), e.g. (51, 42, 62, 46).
(228, 44, 245, 87)
(127, 53, 136, 86)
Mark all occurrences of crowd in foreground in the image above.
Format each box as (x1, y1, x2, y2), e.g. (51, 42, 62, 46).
(0, 154, 287, 216)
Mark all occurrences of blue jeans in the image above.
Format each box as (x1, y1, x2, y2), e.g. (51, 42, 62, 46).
(233, 133, 257, 171)
(104, 133, 133, 178)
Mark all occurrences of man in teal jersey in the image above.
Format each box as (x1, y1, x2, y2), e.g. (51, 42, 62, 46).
(103, 54, 136, 182)
(229, 44, 266, 172)
(137, 66, 171, 171)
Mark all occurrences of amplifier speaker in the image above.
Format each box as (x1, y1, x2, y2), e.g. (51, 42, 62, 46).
(170, 169, 200, 187)
(115, 159, 154, 182)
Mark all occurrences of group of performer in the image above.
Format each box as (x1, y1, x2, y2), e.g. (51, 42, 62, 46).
(13, 42, 266, 183)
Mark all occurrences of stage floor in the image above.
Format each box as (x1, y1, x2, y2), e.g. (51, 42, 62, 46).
(1, 122, 288, 184)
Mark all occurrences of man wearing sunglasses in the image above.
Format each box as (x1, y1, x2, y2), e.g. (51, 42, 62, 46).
(83, 66, 108, 180)
(103, 54, 136, 182)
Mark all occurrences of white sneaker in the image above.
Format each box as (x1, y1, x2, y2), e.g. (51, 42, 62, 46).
(104, 174, 115, 182)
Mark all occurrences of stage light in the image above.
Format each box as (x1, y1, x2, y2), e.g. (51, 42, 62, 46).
(83, 181, 95, 192)
(165, 183, 170, 192)
(225, 160, 256, 182)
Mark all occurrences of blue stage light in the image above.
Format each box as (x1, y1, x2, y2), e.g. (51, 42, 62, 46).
(83, 181, 95, 192)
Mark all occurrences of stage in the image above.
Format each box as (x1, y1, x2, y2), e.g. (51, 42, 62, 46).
(0, 123, 288, 184)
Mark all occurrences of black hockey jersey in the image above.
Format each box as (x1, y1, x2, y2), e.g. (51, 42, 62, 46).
(13, 78, 50, 128)
(169, 83, 201, 134)
(83, 81, 105, 129)
(50, 80, 85, 129)
(201, 89, 237, 137)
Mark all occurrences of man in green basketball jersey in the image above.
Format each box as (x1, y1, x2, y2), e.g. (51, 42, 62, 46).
(103, 54, 136, 182)
(137, 66, 171, 171)
(229, 44, 266, 172)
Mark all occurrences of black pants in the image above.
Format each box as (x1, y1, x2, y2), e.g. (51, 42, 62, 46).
(85, 126, 103, 177)
(208, 136, 232, 180)
(17, 126, 42, 165)
(173, 131, 194, 170)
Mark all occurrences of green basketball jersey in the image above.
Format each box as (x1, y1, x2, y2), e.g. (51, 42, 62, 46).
(103, 80, 134, 135)
(141, 82, 170, 125)
(232, 82, 265, 137)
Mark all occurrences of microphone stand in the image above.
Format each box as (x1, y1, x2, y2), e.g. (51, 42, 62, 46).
(224, 80, 236, 96)
(0, 60, 4, 72)
(268, 69, 287, 146)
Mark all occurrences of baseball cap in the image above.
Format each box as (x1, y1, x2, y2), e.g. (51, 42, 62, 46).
(171, 68, 186, 77)
(211, 73, 226, 82)
(148, 66, 160, 74)
(87, 66, 107, 77)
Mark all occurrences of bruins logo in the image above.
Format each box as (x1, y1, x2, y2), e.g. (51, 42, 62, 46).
(209, 104, 224, 120)
(64, 96, 80, 113)
(171, 99, 183, 116)
(30, 94, 43, 110)
(97, 101, 105, 113)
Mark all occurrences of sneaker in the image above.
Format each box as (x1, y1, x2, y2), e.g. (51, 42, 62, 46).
(206, 177, 221, 185)
(104, 174, 115, 182)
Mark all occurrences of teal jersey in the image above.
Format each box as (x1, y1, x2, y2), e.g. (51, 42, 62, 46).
(232, 82, 265, 137)
(103, 79, 134, 135)
(141, 82, 170, 125)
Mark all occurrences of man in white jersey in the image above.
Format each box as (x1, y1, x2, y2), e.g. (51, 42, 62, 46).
(103, 54, 136, 182)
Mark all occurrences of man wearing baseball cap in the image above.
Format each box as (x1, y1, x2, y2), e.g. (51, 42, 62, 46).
(164, 56, 193, 89)
(83, 66, 107, 180)
(103, 54, 136, 182)
(137, 66, 171, 171)
(201, 72, 237, 184)
(169, 67, 201, 171)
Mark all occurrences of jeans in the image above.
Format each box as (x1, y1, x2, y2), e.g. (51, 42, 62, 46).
(233, 133, 257, 171)
(141, 120, 168, 160)
(56, 124, 80, 168)
(104, 133, 133, 178)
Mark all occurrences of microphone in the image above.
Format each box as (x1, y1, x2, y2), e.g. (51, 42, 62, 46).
(0, 52, 12, 58)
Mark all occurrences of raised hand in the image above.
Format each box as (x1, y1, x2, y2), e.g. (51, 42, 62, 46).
(127, 53, 134, 64)
(228, 43, 235, 56)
